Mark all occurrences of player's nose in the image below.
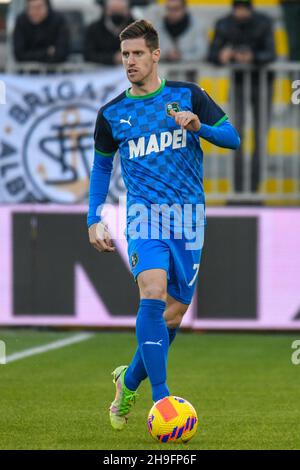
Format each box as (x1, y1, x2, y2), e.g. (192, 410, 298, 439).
(127, 54, 136, 65)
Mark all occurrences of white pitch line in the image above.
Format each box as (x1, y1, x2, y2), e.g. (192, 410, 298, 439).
(5, 333, 94, 364)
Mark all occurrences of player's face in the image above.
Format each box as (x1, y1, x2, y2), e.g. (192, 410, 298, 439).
(121, 38, 160, 85)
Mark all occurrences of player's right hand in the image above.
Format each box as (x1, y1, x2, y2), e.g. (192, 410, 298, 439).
(88, 222, 115, 253)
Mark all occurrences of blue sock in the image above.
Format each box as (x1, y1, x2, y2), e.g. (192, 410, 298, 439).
(132, 298, 169, 402)
(125, 317, 178, 395)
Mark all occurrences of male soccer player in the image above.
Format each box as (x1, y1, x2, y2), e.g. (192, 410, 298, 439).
(87, 20, 240, 430)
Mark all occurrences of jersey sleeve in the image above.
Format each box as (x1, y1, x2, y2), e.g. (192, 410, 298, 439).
(191, 84, 228, 127)
(94, 108, 118, 156)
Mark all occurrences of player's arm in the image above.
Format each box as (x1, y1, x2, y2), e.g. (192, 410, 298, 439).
(87, 109, 118, 253)
(195, 119, 240, 150)
(174, 84, 240, 150)
(170, 107, 240, 149)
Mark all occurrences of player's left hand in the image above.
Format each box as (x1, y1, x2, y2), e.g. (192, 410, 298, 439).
(169, 110, 201, 132)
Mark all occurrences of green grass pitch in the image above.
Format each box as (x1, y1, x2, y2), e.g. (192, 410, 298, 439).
(0, 329, 299, 450)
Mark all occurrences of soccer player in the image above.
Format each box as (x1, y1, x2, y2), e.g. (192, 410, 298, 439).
(87, 20, 240, 430)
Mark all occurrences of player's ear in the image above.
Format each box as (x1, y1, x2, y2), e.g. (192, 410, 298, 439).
(152, 48, 160, 63)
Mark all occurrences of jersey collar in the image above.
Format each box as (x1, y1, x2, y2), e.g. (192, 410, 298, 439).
(126, 79, 166, 100)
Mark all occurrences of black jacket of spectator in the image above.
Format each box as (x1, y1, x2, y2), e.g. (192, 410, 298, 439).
(280, 0, 300, 60)
(13, 4, 70, 63)
(84, 15, 135, 65)
(208, 11, 276, 65)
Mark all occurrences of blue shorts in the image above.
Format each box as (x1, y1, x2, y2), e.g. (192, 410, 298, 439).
(127, 227, 205, 305)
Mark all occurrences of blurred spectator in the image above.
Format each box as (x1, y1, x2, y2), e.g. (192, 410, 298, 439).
(0, 5, 7, 34)
(0, 4, 7, 70)
(208, 0, 276, 192)
(13, 0, 70, 63)
(84, 0, 135, 65)
(280, 0, 300, 61)
(154, 0, 206, 62)
(209, 0, 275, 67)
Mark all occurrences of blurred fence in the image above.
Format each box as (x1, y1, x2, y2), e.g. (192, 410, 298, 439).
(1, 61, 300, 204)
(158, 61, 300, 203)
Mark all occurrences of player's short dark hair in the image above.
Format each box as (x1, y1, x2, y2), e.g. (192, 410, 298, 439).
(119, 20, 159, 52)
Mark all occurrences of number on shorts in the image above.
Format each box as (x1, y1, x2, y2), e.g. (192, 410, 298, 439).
(188, 263, 200, 287)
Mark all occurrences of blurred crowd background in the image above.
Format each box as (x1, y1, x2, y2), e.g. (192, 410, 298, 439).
(0, 0, 299, 67)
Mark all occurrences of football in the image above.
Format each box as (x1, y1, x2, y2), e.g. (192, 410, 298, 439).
(147, 396, 198, 443)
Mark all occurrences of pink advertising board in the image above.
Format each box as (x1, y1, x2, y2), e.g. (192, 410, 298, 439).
(0, 205, 299, 330)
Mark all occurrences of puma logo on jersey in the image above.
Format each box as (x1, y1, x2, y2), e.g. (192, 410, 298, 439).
(128, 129, 187, 159)
(144, 340, 163, 346)
(120, 116, 132, 126)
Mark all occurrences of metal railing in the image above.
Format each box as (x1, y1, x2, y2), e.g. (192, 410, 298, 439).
(2, 61, 300, 203)
(159, 61, 300, 203)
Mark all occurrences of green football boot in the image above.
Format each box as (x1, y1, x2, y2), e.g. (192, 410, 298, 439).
(109, 365, 138, 430)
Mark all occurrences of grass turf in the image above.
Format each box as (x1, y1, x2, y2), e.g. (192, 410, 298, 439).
(0, 329, 299, 450)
